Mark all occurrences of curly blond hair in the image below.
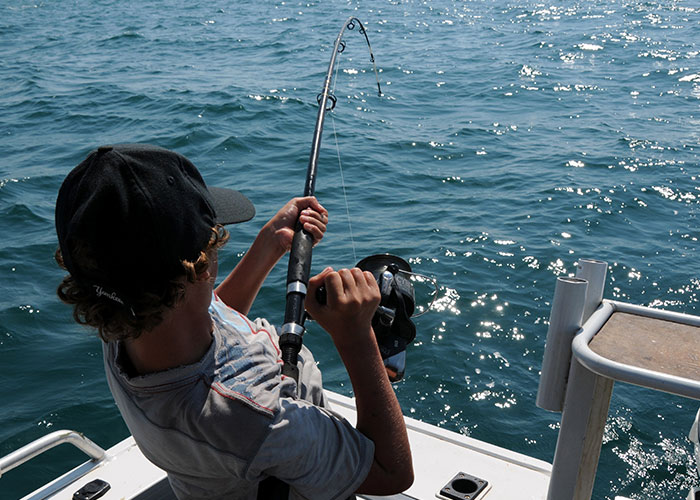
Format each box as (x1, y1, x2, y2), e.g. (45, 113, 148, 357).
(56, 226, 229, 342)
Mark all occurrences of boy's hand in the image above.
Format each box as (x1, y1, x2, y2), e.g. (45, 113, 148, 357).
(306, 267, 381, 347)
(267, 197, 328, 253)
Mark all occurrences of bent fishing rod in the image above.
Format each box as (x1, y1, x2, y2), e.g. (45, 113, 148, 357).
(279, 17, 381, 382)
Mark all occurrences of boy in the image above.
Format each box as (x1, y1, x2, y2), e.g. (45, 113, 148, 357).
(55, 144, 412, 499)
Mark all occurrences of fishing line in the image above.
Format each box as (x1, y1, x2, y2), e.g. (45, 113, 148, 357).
(330, 115, 358, 264)
(330, 25, 358, 264)
(401, 269, 439, 317)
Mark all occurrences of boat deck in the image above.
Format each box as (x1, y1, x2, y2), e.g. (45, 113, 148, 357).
(329, 392, 551, 500)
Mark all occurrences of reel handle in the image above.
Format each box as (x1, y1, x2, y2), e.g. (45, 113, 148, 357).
(314, 264, 398, 306)
(315, 285, 328, 305)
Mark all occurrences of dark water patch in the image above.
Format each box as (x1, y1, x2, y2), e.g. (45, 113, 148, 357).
(0, 203, 48, 235)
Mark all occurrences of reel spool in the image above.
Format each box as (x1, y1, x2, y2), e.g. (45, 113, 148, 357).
(311, 253, 435, 382)
(356, 254, 417, 382)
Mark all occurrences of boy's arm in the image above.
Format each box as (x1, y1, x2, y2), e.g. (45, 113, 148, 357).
(215, 196, 327, 315)
(305, 268, 414, 495)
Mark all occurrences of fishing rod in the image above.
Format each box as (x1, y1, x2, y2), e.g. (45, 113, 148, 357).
(279, 17, 381, 382)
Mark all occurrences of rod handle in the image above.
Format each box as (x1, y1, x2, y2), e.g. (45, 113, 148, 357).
(285, 226, 314, 292)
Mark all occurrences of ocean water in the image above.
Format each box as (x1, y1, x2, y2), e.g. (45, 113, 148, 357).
(1, 0, 698, 498)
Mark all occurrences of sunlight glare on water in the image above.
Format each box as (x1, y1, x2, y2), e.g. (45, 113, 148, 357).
(1, 0, 699, 498)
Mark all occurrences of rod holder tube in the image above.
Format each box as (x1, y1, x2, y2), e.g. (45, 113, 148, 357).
(536, 277, 589, 412)
(575, 259, 608, 324)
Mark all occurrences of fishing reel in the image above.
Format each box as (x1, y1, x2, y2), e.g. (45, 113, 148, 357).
(314, 254, 435, 382)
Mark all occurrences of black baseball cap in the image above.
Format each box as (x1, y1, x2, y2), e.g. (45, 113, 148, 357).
(55, 144, 255, 305)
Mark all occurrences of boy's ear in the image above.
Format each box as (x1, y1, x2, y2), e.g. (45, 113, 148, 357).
(197, 269, 211, 282)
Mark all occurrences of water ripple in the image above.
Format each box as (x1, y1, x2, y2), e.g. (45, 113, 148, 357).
(2, 0, 699, 498)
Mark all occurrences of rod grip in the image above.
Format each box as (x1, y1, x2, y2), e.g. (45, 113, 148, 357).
(285, 227, 314, 291)
(280, 226, 314, 383)
(280, 339, 301, 380)
(284, 226, 314, 327)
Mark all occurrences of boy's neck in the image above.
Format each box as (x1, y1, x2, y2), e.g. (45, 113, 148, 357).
(124, 282, 214, 375)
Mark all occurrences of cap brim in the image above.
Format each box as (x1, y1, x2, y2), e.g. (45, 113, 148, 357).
(208, 186, 255, 224)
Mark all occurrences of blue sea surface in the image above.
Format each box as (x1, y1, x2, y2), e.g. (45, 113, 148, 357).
(1, 1, 698, 498)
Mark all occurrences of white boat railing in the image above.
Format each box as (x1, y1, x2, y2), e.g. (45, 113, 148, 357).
(0, 429, 106, 478)
(538, 259, 700, 500)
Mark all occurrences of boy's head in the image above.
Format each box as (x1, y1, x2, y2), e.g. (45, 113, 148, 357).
(55, 144, 255, 340)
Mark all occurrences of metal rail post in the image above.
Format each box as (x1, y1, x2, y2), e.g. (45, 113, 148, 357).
(547, 259, 610, 500)
(537, 277, 588, 412)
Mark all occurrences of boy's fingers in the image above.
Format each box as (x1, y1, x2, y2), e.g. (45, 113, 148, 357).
(309, 267, 333, 287)
(301, 207, 327, 223)
(302, 220, 326, 244)
(338, 268, 359, 295)
(363, 270, 378, 289)
(307, 196, 328, 217)
(324, 271, 344, 304)
(296, 196, 327, 219)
